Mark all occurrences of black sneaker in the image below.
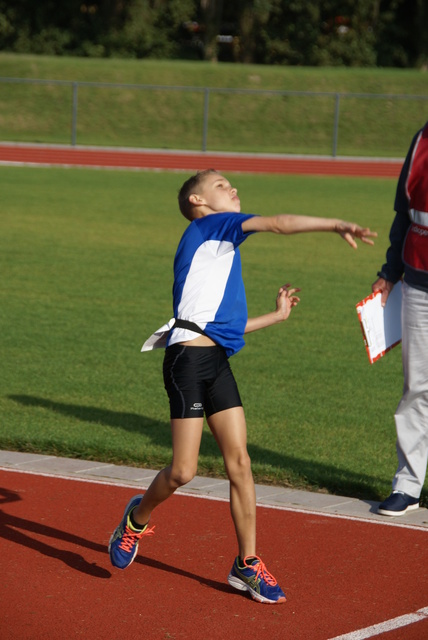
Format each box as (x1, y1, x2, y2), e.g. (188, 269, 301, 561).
(378, 491, 419, 516)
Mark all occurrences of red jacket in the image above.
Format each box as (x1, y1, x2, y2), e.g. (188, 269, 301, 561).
(378, 122, 428, 292)
(403, 123, 428, 273)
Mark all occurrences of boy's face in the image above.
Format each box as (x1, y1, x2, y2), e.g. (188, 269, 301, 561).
(194, 173, 241, 214)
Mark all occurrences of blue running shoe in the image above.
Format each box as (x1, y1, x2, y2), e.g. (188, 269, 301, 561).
(108, 495, 155, 569)
(227, 556, 286, 604)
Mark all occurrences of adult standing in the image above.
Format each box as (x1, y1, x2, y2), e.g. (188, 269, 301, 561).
(373, 122, 428, 516)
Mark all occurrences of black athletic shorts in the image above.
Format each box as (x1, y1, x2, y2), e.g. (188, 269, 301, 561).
(163, 344, 242, 419)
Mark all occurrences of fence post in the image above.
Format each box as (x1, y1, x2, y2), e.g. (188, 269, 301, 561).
(332, 93, 340, 157)
(71, 82, 78, 146)
(202, 88, 209, 152)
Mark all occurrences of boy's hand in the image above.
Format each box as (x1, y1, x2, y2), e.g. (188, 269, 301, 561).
(276, 284, 301, 321)
(244, 284, 300, 333)
(335, 222, 377, 249)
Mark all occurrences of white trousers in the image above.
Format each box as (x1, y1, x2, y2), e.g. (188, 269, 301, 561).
(392, 282, 428, 498)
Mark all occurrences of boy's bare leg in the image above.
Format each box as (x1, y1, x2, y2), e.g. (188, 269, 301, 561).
(207, 407, 256, 558)
(133, 417, 204, 526)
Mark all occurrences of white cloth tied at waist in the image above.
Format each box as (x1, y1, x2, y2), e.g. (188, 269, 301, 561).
(141, 318, 175, 352)
(141, 318, 203, 352)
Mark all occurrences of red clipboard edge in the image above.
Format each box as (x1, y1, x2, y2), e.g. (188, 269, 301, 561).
(355, 290, 401, 364)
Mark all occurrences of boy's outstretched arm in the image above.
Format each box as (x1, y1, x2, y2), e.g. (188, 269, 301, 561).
(245, 284, 300, 334)
(242, 215, 377, 249)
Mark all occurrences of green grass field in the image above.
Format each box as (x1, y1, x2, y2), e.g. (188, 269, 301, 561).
(2, 164, 425, 504)
(0, 54, 427, 155)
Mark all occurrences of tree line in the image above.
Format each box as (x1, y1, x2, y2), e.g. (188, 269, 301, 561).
(0, 0, 427, 68)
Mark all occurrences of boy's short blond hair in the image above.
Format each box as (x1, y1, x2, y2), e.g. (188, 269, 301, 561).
(178, 169, 219, 221)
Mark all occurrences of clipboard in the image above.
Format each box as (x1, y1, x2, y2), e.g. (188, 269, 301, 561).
(356, 281, 402, 364)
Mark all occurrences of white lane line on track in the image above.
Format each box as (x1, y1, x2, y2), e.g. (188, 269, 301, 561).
(1, 466, 427, 532)
(328, 607, 428, 640)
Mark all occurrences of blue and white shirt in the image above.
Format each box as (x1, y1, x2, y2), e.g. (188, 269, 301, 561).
(167, 212, 256, 357)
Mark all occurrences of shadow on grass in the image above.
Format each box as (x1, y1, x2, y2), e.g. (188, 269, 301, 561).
(8, 393, 168, 435)
(8, 393, 387, 500)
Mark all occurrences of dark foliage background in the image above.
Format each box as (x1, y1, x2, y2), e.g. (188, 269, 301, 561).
(0, 0, 427, 68)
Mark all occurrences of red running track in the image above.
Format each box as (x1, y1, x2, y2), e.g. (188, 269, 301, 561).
(1, 470, 427, 640)
(0, 143, 403, 177)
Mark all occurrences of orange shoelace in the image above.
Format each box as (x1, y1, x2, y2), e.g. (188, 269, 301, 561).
(244, 556, 278, 586)
(119, 524, 155, 552)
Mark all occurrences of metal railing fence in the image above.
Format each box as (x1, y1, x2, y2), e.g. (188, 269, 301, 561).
(1, 76, 427, 157)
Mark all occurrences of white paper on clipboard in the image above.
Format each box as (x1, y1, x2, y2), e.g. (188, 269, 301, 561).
(355, 281, 402, 364)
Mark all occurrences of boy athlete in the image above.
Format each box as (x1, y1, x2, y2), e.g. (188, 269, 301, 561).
(109, 169, 376, 604)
